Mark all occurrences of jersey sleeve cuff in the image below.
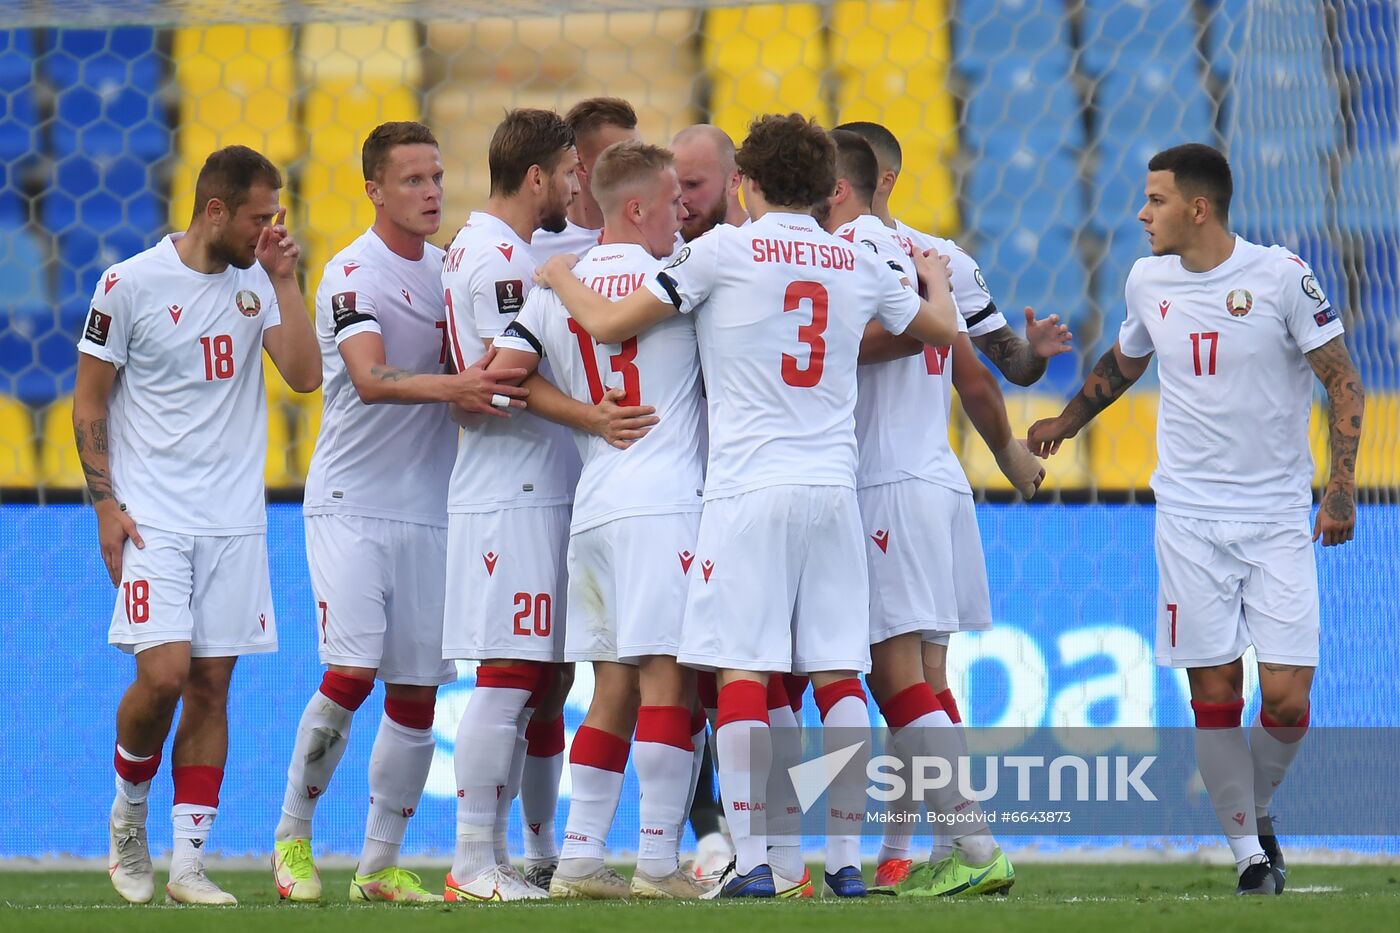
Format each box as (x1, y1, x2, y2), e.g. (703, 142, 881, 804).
(332, 320, 382, 345)
(1296, 320, 1345, 355)
(646, 272, 687, 312)
(76, 342, 121, 366)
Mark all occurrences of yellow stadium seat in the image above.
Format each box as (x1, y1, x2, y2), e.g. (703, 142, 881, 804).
(0, 395, 38, 487)
(959, 392, 1090, 493)
(425, 12, 700, 223)
(703, 4, 830, 145)
(830, 1, 960, 235)
(292, 391, 324, 482)
(299, 22, 422, 303)
(1308, 399, 1328, 489)
(1356, 391, 1399, 490)
(169, 26, 301, 229)
(38, 397, 84, 489)
(1089, 391, 1158, 491)
(265, 397, 297, 490)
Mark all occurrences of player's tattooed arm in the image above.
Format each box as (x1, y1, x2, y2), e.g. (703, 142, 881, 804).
(971, 309, 1073, 386)
(73, 353, 143, 584)
(1026, 342, 1150, 457)
(1306, 335, 1364, 546)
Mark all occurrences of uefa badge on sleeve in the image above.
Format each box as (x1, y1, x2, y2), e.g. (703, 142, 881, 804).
(1225, 288, 1253, 317)
(235, 289, 262, 317)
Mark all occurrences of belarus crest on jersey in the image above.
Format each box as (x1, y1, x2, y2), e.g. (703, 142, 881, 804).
(235, 289, 262, 317)
(1225, 288, 1253, 317)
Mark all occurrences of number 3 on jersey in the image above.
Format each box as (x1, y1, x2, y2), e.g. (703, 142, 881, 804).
(782, 280, 828, 388)
(567, 319, 641, 405)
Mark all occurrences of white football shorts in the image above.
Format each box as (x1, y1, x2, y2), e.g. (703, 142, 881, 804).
(566, 511, 701, 663)
(678, 484, 870, 675)
(305, 514, 455, 686)
(1154, 511, 1320, 669)
(443, 505, 569, 662)
(858, 479, 993, 644)
(108, 528, 276, 657)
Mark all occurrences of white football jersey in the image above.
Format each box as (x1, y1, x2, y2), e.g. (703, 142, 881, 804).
(75, 234, 281, 534)
(442, 211, 578, 512)
(894, 219, 1005, 337)
(495, 242, 705, 533)
(1119, 236, 1345, 521)
(840, 214, 970, 493)
(303, 229, 457, 527)
(531, 219, 604, 260)
(643, 211, 922, 499)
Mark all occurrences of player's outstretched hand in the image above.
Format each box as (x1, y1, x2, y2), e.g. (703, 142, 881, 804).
(255, 208, 299, 281)
(1024, 307, 1073, 359)
(534, 253, 581, 288)
(451, 347, 529, 418)
(993, 439, 1046, 499)
(591, 387, 658, 450)
(1313, 484, 1356, 546)
(96, 500, 144, 586)
(1027, 416, 1076, 458)
(911, 248, 954, 294)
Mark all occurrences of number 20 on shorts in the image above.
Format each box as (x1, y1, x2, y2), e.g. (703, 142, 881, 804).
(513, 592, 552, 637)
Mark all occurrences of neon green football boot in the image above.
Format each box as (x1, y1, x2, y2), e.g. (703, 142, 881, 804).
(895, 848, 1015, 897)
(350, 866, 444, 903)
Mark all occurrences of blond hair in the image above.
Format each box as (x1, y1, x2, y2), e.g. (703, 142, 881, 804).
(590, 139, 675, 210)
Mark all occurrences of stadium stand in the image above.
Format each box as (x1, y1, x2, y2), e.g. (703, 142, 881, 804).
(703, 4, 830, 143)
(0, 393, 37, 487)
(37, 396, 82, 489)
(960, 391, 1091, 493)
(298, 21, 421, 307)
(1089, 390, 1157, 492)
(829, 0, 960, 236)
(168, 25, 301, 228)
(952, 0, 1072, 80)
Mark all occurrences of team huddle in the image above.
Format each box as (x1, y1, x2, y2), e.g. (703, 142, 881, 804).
(75, 97, 1363, 906)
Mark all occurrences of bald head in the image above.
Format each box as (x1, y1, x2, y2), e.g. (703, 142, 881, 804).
(671, 124, 743, 241)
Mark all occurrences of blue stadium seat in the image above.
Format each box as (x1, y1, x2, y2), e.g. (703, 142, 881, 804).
(962, 61, 1084, 151)
(1201, 0, 1328, 84)
(1079, 0, 1201, 79)
(953, 0, 1072, 80)
(1229, 139, 1331, 236)
(1090, 223, 1148, 347)
(1092, 66, 1214, 147)
(54, 229, 148, 310)
(967, 144, 1083, 233)
(1, 31, 39, 224)
(45, 28, 167, 160)
(1337, 0, 1398, 150)
(971, 224, 1090, 337)
(0, 225, 50, 316)
(1336, 151, 1400, 234)
(1349, 230, 1399, 388)
(0, 309, 76, 405)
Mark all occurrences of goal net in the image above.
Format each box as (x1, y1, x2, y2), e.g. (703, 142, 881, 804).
(0, 0, 1395, 860)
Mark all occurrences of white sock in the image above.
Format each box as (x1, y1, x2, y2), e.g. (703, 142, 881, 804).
(715, 682, 771, 875)
(277, 688, 360, 842)
(359, 708, 435, 876)
(558, 725, 629, 874)
(1250, 710, 1309, 819)
(681, 719, 708, 820)
(816, 689, 870, 875)
(765, 701, 805, 880)
(453, 676, 533, 882)
(635, 707, 696, 877)
(113, 746, 154, 825)
(494, 710, 530, 866)
(522, 716, 564, 863)
(877, 727, 915, 865)
(171, 805, 215, 878)
(1192, 701, 1262, 871)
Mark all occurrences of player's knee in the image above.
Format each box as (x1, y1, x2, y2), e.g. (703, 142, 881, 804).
(137, 667, 187, 708)
(552, 662, 576, 701)
(182, 667, 233, 710)
(1260, 696, 1310, 726)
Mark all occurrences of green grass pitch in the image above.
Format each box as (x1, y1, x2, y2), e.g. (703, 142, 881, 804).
(2, 864, 1398, 932)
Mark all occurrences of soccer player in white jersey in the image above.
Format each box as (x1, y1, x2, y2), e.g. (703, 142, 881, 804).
(835, 121, 1072, 386)
(269, 122, 528, 904)
(73, 146, 320, 905)
(531, 98, 640, 259)
(537, 113, 961, 899)
(439, 108, 584, 902)
(491, 139, 712, 900)
(834, 120, 1070, 887)
(671, 124, 748, 243)
(1029, 144, 1364, 896)
(819, 129, 1022, 896)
